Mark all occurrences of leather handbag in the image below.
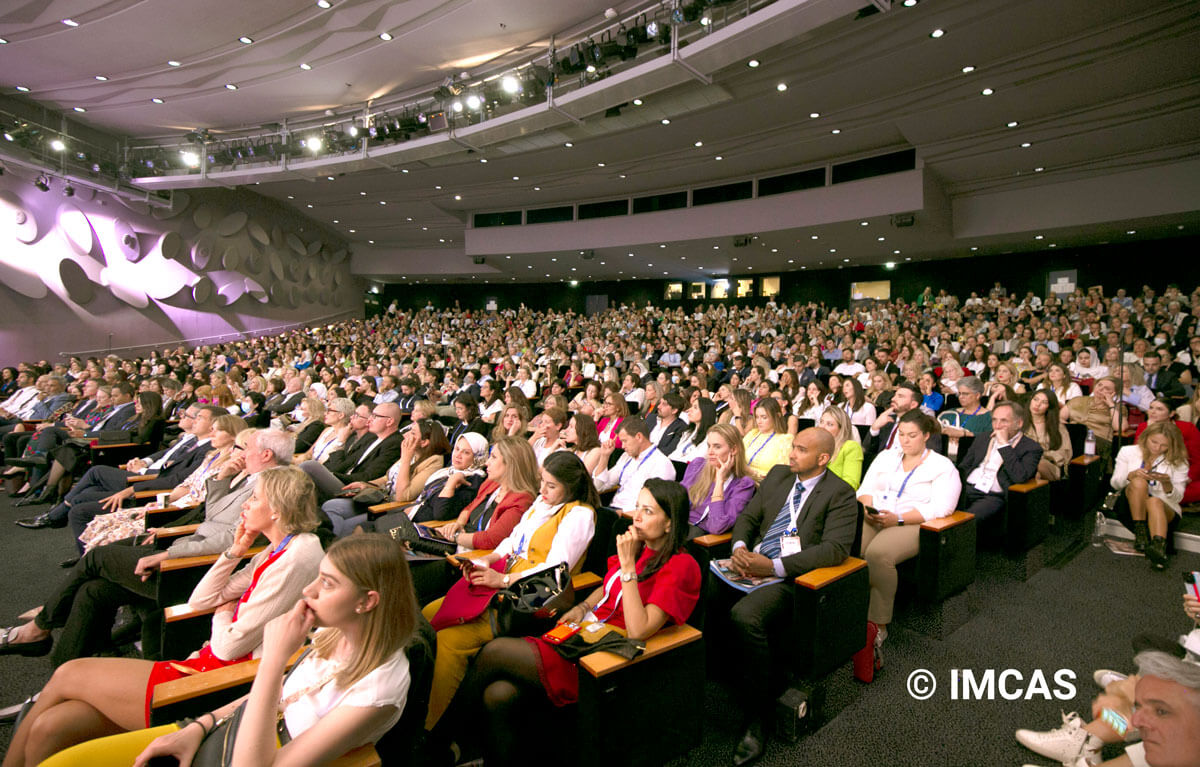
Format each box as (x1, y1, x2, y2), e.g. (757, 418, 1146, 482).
(493, 562, 575, 637)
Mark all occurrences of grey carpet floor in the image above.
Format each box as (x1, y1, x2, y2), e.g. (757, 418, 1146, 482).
(0, 490, 1195, 766)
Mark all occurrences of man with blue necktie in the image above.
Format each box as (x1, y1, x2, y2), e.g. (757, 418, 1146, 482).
(725, 427, 858, 766)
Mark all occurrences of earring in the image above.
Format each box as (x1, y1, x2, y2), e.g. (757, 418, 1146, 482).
(355, 607, 363, 614)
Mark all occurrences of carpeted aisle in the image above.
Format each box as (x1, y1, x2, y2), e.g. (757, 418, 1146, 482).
(0, 489, 1196, 766)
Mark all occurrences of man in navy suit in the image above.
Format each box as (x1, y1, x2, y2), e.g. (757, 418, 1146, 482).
(956, 401, 1042, 523)
(723, 428, 858, 765)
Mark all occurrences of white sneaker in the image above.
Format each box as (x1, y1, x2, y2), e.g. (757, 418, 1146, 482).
(1015, 712, 1103, 766)
(1092, 669, 1127, 689)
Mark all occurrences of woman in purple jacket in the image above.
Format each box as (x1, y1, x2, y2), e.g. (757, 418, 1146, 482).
(680, 424, 757, 537)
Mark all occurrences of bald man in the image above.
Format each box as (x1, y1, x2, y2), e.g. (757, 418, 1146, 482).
(723, 427, 858, 766)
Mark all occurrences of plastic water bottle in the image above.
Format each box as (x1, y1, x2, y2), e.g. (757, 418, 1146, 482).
(1084, 429, 1096, 456)
(1092, 511, 1106, 547)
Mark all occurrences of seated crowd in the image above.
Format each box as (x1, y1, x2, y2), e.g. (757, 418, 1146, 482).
(1, 279, 1199, 766)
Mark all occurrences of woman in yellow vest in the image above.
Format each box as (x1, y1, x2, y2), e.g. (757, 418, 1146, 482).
(422, 450, 598, 729)
(741, 397, 793, 481)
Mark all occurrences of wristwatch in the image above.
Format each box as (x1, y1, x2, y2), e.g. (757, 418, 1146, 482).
(502, 574, 511, 587)
(895, 516, 905, 527)
(620, 570, 637, 582)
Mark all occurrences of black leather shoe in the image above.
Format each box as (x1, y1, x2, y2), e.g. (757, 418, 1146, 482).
(59, 557, 80, 569)
(15, 514, 54, 529)
(733, 722, 765, 766)
(13, 493, 49, 508)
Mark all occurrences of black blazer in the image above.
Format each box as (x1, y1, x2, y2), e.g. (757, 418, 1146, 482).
(956, 431, 1042, 494)
(447, 418, 489, 446)
(731, 465, 858, 578)
(335, 431, 405, 484)
(325, 432, 376, 475)
(1146, 369, 1186, 406)
(266, 391, 304, 415)
(644, 414, 689, 455)
(137, 436, 213, 491)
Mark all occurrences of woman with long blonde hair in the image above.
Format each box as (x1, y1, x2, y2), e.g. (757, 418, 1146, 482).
(680, 424, 756, 537)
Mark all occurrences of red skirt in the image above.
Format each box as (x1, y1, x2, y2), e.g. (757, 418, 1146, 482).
(526, 636, 579, 707)
(143, 645, 251, 726)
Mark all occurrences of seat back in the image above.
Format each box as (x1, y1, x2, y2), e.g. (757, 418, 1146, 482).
(672, 460, 688, 482)
(376, 614, 436, 766)
(583, 506, 621, 577)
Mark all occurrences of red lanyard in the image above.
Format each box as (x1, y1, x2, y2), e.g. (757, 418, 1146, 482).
(231, 536, 294, 622)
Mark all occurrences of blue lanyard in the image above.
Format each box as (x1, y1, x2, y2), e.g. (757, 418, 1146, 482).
(269, 534, 295, 557)
(312, 434, 336, 461)
(746, 433, 774, 465)
(617, 446, 657, 485)
(891, 450, 928, 501)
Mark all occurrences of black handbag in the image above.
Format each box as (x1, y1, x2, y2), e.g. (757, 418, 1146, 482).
(380, 511, 456, 556)
(191, 650, 309, 766)
(493, 562, 575, 637)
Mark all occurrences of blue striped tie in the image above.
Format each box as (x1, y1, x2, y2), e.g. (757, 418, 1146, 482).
(760, 482, 805, 559)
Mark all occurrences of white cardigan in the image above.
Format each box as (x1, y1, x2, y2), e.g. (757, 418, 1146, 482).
(1110, 444, 1189, 516)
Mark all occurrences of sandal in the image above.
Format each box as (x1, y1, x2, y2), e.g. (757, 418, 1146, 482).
(0, 625, 52, 657)
(17, 605, 42, 622)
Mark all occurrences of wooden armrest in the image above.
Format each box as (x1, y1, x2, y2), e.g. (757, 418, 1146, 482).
(461, 549, 492, 560)
(1071, 455, 1102, 465)
(793, 557, 867, 590)
(572, 572, 602, 591)
(94, 442, 140, 450)
(163, 603, 217, 623)
(160, 546, 265, 572)
(1120, 427, 1137, 438)
(579, 624, 702, 678)
(134, 489, 164, 499)
(156, 524, 201, 539)
(692, 533, 732, 548)
(151, 648, 304, 708)
(921, 511, 975, 532)
(147, 502, 199, 517)
(422, 519, 455, 528)
(367, 501, 407, 514)
(127, 474, 159, 483)
(1008, 478, 1049, 493)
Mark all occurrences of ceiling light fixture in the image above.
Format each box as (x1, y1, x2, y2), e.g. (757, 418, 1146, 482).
(180, 150, 200, 167)
(50, 139, 66, 151)
(930, 28, 945, 38)
(1007, 121, 1018, 127)
(961, 65, 975, 73)
(33, 174, 50, 191)
(238, 36, 253, 44)
(714, 155, 723, 161)
(809, 112, 820, 118)
(168, 60, 181, 67)
(94, 75, 107, 81)
(660, 118, 670, 125)
(225, 83, 238, 90)
(62, 19, 79, 27)
(748, 59, 759, 68)
(564, 142, 573, 147)
(379, 32, 393, 41)
(151, 97, 164, 103)
(317, 0, 332, 7)
(632, 98, 643, 106)
(776, 83, 787, 92)
(1020, 142, 1031, 148)
(981, 87, 994, 95)
(831, 129, 841, 134)
(15, 86, 30, 92)
(73, 107, 86, 113)
(0, 38, 8, 44)
(300, 63, 311, 70)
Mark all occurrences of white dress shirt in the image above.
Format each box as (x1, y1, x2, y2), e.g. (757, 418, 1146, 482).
(489, 499, 596, 575)
(593, 446, 676, 510)
(857, 449, 960, 522)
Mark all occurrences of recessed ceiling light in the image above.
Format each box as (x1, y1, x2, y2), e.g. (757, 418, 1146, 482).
(860, 221, 869, 226)
(843, 258, 850, 262)
(512, 176, 519, 180)
(597, 162, 605, 167)
(831, 129, 841, 134)
(287, 195, 295, 199)
(62, 19, 79, 27)
(151, 97, 164, 103)
(564, 142, 573, 147)
(970, 246, 978, 251)
(776, 83, 788, 92)
(50, 139, 65, 151)
(15, 86, 30, 92)
(379, 200, 386, 205)
(748, 59, 759, 68)
(94, 75, 107, 81)
(1034, 166, 1045, 172)
(694, 141, 703, 147)
(400, 169, 409, 173)
(1034, 235, 1044, 240)
(632, 98, 643, 105)
(440, 239, 446, 243)
(811, 235, 818, 240)
(225, 83, 238, 90)
(168, 60, 181, 67)
(809, 112, 820, 118)
(333, 219, 339, 223)
(317, 0, 332, 7)
(829, 248, 836, 253)
(300, 63, 312, 70)
(981, 87, 994, 95)
(454, 194, 462, 200)
(379, 32, 393, 41)
(894, 249, 901, 254)
(787, 259, 794, 263)
(238, 36, 253, 44)
(349, 229, 356, 233)
(903, 0, 917, 6)
(618, 174, 627, 179)
(0, 38, 8, 44)
(661, 118, 670, 125)
(660, 244, 666, 248)
(1007, 121, 1018, 128)
(306, 204, 313, 208)
(714, 155, 723, 161)
(533, 186, 541, 191)
(479, 158, 487, 163)
(930, 28, 945, 38)
(368, 240, 375, 244)
(1126, 230, 1136, 234)
(1020, 142, 1031, 148)
(72, 107, 85, 113)
(961, 65, 975, 73)
(435, 185, 442, 190)
(1048, 243, 1056, 247)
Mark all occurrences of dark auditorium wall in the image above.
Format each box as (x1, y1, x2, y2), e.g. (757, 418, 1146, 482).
(0, 172, 363, 364)
(378, 236, 1200, 315)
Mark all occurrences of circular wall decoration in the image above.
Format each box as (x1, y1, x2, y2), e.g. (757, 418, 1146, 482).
(217, 211, 248, 237)
(0, 191, 38, 243)
(151, 190, 190, 220)
(248, 220, 269, 245)
(57, 203, 97, 256)
(266, 247, 285, 280)
(329, 248, 348, 264)
(59, 259, 96, 305)
(192, 204, 215, 229)
(157, 231, 183, 262)
(192, 276, 214, 304)
(192, 229, 218, 270)
(221, 243, 243, 271)
(305, 239, 322, 257)
(244, 278, 268, 304)
(285, 232, 305, 256)
(113, 219, 142, 262)
(245, 247, 264, 274)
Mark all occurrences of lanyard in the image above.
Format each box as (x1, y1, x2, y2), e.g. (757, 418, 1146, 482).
(888, 450, 928, 501)
(783, 479, 807, 535)
(746, 433, 774, 465)
(231, 534, 294, 622)
(312, 433, 337, 462)
(591, 568, 627, 624)
(617, 446, 657, 485)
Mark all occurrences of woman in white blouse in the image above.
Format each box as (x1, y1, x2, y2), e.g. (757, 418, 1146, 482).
(856, 411, 961, 660)
(1111, 421, 1190, 571)
(296, 397, 356, 464)
(46, 535, 421, 767)
(1037, 362, 1082, 405)
(839, 377, 878, 427)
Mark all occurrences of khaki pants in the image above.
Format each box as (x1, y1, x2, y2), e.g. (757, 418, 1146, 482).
(422, 597, 496, 729)
(860, 520, 921, 625)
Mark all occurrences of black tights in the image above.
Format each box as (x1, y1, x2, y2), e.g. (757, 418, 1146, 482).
(466, 637, 551, 767)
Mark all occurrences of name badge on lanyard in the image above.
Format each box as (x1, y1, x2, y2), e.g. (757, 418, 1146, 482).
(780, 482, 804, 556)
